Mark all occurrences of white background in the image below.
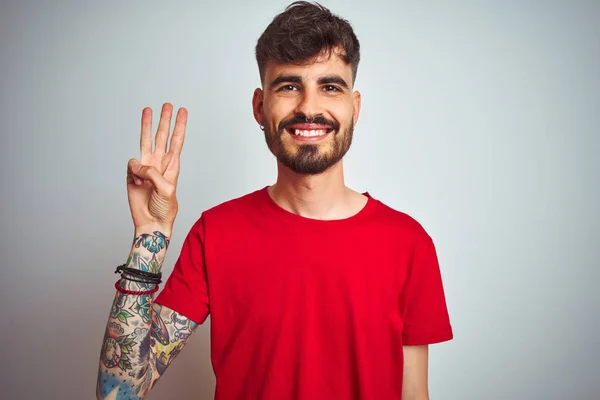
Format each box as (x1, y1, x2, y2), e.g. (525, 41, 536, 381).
(1, 1, 598, 399)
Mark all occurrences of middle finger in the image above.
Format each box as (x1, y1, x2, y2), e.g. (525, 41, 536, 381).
(154, 103, 173, 153)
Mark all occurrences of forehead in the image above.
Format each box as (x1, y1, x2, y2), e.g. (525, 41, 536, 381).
(264, 51, 353, 85)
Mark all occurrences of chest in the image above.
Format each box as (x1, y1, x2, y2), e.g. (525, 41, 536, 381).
(205, 224, 411, 321)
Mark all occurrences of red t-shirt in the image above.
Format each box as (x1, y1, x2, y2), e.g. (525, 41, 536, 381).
(156, 186, 453, 399)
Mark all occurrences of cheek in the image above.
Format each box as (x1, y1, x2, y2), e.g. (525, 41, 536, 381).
(330, 102, 355, 125)
(264, 98, 292, 122)
(271, 105, 309, 132)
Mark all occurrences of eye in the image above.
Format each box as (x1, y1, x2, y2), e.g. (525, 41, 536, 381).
(278, 84, 298, 92)
(324, 85, 341, 93)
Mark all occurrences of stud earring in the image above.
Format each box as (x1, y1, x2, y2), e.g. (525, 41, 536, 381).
(260, 125, 265, 131)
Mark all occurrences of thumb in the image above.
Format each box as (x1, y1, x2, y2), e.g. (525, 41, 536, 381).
(127, 159, 173, 196)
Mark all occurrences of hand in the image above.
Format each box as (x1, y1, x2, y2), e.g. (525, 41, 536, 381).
(126, 103, 187, 234)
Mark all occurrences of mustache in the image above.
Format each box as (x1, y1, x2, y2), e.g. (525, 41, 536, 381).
(278, 114, 340, 133)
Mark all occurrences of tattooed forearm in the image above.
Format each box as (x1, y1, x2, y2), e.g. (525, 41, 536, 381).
(98, 292, 150, 400)
(97, 231, 197, 399)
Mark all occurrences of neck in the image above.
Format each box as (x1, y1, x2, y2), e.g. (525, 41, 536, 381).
(269, 161, 353, 220)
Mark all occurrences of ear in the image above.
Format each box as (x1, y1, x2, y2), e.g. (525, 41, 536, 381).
(352, 90, 361, 126)
(252, 88, 264, 127)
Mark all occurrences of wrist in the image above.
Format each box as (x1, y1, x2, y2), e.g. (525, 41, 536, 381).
(124, 230, 171, 274)
(134, 224, 173, 238)
(124, 251, 166, 274)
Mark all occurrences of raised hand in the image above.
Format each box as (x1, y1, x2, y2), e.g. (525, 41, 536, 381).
(126, 103, 187, 235)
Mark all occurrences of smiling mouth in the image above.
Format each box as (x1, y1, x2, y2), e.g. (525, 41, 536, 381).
(286, 128, 334, 137)
(284, 121, 336, 138)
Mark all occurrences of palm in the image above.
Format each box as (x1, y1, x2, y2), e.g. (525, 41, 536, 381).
(127, 104, 187, 230)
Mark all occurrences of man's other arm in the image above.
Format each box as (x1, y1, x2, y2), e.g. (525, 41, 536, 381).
(402, 345, 430, 400)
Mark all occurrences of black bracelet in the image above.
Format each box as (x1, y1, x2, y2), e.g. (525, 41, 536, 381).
(119, 271, 162, 284)
(115, 264, 162, 278)
(115, 264, 162, 280)
(119, 274, 162, 285)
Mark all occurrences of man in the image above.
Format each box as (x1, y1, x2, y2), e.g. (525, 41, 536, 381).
(97, 2, 453, 399)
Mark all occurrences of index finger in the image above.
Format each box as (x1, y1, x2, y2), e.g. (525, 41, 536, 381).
(167, 107, 188, 156)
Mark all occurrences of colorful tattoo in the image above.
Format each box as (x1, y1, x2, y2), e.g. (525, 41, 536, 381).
(130, 294, 152, 323)
(131, 231, 170, 274)
(133, 231, 170, 254)
(110, 292, 135, 326)
(101, 327, 137, 371)
(97, 370, 140, 400)
(150, 308, 170, 346)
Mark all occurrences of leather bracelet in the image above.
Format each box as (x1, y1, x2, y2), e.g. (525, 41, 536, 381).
(115, 280, 159, 295)
(120, 273, 162, 284)
(115, 264, 162, 279)
(115, 264, 162, 284)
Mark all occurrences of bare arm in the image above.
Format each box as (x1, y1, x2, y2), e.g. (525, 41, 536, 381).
(96, 232, 198, 399)
(402, 345, 430, 400)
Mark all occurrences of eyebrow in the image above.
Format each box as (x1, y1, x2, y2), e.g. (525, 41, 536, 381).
(317, 75, 350, 89)
(269, 74, 350, 90)
(269, 75, 302, 88)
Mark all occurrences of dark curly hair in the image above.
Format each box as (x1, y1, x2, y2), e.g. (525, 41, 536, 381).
(255, 1, 360, 84)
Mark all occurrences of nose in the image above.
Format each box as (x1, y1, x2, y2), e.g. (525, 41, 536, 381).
(294, 88, 322, 119)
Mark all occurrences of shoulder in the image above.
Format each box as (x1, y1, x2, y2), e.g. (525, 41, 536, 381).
(182, 188, 264, 239)
(205, 188, 262, 215)
(188, 187, 265, 230)
(370, 196, 433, 246)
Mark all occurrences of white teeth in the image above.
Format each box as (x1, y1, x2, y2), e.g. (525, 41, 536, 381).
(293, 129, 327, 137)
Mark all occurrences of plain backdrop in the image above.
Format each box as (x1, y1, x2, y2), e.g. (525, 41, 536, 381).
(1, 1, 598, 399)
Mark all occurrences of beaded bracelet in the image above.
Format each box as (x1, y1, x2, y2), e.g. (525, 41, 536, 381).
(115, 280, 159, 295)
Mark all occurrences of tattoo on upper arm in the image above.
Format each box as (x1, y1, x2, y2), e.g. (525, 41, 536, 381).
(151, 304, 198, 375)
(150, 307, 170, 346)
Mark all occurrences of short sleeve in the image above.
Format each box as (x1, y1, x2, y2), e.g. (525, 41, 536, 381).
(401, 236, 453, 345)
(155, 215, 210, 325)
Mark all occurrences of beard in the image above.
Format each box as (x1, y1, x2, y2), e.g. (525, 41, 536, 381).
(263, 115, 354, 175)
